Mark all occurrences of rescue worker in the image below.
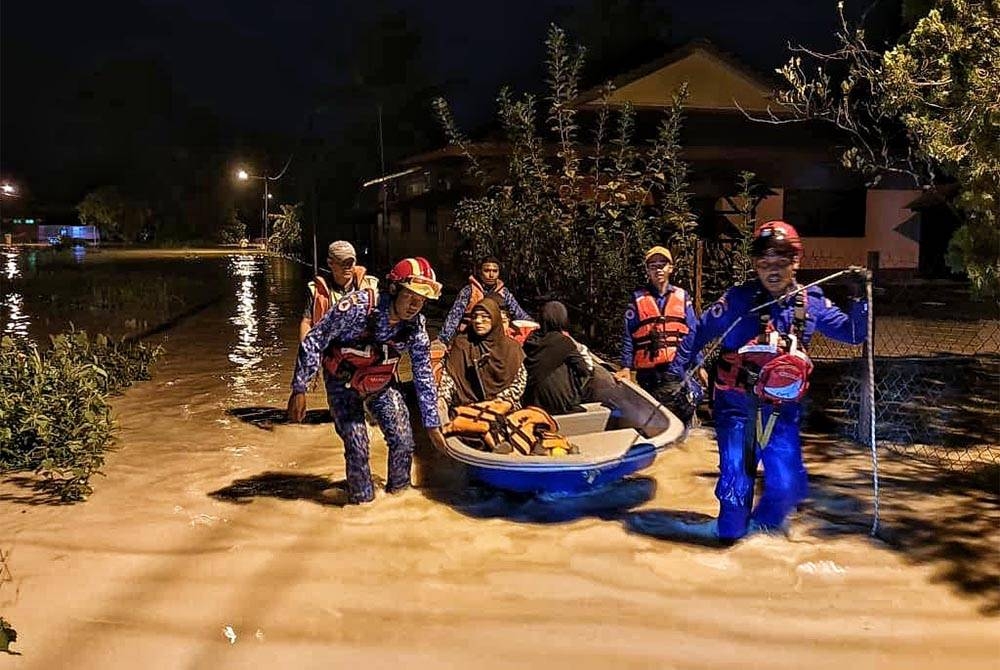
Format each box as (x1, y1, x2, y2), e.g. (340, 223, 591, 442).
(287, 257, 448, 503)
(299, 240, 379, 342)
(615, 246, 699, 396)
(439, 256, 531, 345)
(668, 221, 869, 541)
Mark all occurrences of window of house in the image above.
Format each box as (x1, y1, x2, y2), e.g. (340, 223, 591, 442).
(426, 206, 438, 234)
(401, 208, 411, 233)
(782, 189, 866, 237)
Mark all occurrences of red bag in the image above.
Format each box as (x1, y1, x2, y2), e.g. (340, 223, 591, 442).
(753, 343, 813, 403)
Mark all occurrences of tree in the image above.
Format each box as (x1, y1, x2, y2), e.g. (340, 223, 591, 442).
(771, 0, 1000, 294)
(268, 203, 303, 254)
(219, 207, 247, 244)
(76, 186, 152, 243)
(433, 25, 697, 352)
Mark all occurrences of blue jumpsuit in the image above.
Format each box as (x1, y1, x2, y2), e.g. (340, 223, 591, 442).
(292, 291, 441, 503)
(439, 281, 530, 344)
(669, 281, 868, 540)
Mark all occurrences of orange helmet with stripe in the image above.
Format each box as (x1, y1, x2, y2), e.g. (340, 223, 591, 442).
(387, 257, 442, 299)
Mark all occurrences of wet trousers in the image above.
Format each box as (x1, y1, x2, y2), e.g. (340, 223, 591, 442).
(325, 377, 415, 503)
(713, 389, 809, 540)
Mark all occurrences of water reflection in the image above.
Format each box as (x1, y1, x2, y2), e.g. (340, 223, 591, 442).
(226, 254, 288, 400)
(1, 250, 29, 338)
(3, 249, 19, 279)
(72, 245, 87, 263)
(2, 292, 29, 338)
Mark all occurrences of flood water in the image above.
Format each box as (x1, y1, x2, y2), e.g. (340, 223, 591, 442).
(1, 249, 998, 668)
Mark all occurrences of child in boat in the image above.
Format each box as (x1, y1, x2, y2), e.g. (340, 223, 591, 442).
(438, 297, 526, 409)
(522, 301, 593, 415)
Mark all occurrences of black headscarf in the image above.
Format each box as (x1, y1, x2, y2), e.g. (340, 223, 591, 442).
(444, 296, 524, 404)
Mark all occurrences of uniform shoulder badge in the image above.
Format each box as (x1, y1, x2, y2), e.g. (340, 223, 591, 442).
(337, 291, 367, 312)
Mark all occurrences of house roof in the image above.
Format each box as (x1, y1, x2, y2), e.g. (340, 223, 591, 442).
(570, 39, 785, 114)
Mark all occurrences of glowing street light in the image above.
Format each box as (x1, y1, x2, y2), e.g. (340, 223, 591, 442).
(234, 159, 291, 248)
(1, 183, 16, 196)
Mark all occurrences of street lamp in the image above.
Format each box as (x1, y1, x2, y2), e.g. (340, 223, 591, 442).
(234, 157, 292, 249)
(0, 182, 18, 245)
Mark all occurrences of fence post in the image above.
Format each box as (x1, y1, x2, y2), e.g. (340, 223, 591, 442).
(858, 250, 880, 442)
(694, 239, 704, 314)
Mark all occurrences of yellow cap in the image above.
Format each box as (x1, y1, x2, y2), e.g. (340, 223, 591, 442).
(644, 246, 673, 264)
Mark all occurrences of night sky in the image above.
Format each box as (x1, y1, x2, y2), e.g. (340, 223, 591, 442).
(1, 0, 886, 212)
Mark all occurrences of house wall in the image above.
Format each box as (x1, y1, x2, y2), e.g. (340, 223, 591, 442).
(726, 188, 920, 269)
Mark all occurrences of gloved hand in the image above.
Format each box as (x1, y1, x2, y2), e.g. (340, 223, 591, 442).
(847, 266, 871, 299)
(651, 372, 701, 424)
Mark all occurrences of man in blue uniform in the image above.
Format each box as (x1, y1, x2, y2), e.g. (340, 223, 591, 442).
(615, 245, 700, 392)
(439, 256, 531, 345)
(287, 257, 449, 503)
(669, 221, 869, 541)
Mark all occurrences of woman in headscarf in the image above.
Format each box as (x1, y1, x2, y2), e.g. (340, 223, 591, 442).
(438, 296, 526, 408)
(522, 301, 593, 415)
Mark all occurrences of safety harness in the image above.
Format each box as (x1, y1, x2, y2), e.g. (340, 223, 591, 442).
(716, 289, 814, 447)
(321, 289, 410, 395)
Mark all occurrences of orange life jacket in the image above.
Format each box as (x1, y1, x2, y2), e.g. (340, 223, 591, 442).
(630, 287, 690, 369)
(310, 266, 370, 327)
(321, 288, 405, 395)
(444, 402, 578, 457)
(460, 276, 506, 332)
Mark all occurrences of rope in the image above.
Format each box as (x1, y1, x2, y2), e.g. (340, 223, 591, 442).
(865, 273, 880, 536)
(682, 267, 858, 386)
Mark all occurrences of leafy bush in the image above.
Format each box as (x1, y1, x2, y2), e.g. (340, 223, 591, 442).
(433, 25, 699, 352)
(0, 330, 162, 501)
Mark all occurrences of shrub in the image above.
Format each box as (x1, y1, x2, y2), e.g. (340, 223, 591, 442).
(0, 330, 162, 501)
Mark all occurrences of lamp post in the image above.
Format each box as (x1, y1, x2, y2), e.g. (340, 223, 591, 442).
(0, 182, 18, 245)
(235, 158, 291, 249)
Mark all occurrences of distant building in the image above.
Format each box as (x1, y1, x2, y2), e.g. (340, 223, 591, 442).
(370, 40, 945, 282)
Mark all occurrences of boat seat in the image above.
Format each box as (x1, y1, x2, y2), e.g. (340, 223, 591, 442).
(569, 428, 643, 459)
(554, 403, 612, 436)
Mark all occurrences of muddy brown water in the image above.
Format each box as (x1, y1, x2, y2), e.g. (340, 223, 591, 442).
(1, 249, 998, 668)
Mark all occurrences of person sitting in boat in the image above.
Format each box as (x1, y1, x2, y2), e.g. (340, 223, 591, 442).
(438, 296, 526, 410)
(668, 221, 869, 542)
(299, 240, 379, 342)
(615, 245, 699, 396)
(438, 256, 531, 345)
(522, 301, 593, 416)
(287, 256, 448, 504)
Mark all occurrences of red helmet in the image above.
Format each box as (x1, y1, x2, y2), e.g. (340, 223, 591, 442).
(387, 257, 442, 299)
(751, 220, 803, 258)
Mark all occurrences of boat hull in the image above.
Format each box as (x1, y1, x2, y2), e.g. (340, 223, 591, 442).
(466, 443, 658, 495)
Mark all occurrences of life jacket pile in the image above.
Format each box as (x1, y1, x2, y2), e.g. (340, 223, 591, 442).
(715, 291, 814, 404)
(443, 400, 579, 457)
(321, 288, 409, 396)
(630, 287, 690, 369)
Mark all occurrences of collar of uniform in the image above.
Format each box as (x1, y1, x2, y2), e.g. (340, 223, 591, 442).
(646, 283, 675, 297)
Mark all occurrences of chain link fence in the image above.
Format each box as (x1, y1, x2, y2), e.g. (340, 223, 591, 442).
(803, 253, 999, 472)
